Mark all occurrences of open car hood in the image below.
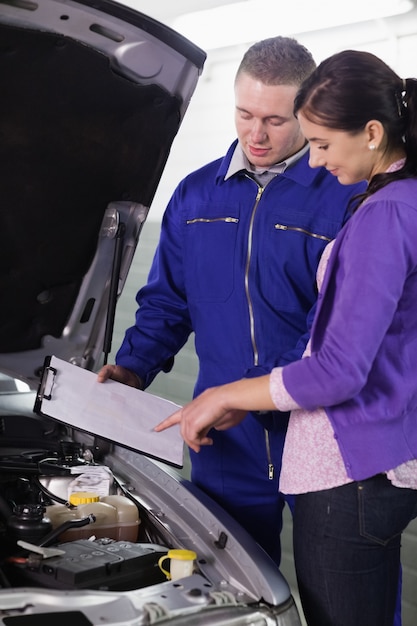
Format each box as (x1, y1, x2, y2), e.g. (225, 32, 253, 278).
(0, 0, 205, 387)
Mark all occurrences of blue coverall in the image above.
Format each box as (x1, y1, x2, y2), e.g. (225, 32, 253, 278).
(116, 140, 365, 565)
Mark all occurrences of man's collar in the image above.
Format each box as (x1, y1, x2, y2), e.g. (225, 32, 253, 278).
(224, 142, 309, 181)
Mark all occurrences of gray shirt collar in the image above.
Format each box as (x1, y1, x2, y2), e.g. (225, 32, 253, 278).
(224, 142, 309, 182)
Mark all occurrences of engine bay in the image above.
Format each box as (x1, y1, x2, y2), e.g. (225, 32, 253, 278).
(0, 410, 303, 626)
(0, 414, 176, 592)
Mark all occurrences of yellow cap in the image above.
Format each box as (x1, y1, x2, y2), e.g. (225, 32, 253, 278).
(167, 549, 197, 561)
(69, 491, 100, 505)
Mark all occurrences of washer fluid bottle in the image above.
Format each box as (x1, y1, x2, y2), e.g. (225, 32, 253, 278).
(44, 491, 140, 542)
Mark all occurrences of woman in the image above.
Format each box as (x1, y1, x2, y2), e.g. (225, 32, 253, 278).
(156, 50, 417, 626)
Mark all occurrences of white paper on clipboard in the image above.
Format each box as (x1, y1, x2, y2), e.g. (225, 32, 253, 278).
(35, 355, 184, 467)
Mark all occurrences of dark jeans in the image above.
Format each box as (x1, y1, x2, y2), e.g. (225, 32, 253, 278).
(293, 474, 417, 626)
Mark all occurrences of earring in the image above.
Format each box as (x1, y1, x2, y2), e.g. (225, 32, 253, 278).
(369, 144, 376, 151)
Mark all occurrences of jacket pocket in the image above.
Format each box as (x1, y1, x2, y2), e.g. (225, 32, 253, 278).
(274, 222, 333, 242)
(184, 214, 239, 302)
(260, 215, 334, 313)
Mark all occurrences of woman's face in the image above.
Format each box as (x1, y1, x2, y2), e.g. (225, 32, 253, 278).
(297, 112, 376, 185)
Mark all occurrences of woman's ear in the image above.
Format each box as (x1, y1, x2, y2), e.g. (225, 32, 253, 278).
(365, 120, 385, 150)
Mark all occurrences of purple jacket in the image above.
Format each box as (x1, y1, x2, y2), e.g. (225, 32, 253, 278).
(283, 177, 417, 481)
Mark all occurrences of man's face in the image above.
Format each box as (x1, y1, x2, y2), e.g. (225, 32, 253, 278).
(234, 72, 306, 168)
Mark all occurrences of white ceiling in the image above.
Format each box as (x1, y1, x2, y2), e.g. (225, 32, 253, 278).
(122, 0, 417, 50)
(120, 0, 242, 25)
(123, 0, 417, 25)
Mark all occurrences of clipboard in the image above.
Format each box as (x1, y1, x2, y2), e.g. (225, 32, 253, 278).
(34, 355, 184, 467)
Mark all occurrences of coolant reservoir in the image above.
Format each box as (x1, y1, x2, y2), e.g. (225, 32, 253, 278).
(44, 491, 140, 542)
(110, 495, 141, 541)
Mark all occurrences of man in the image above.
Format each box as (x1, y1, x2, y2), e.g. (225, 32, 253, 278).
(98, 36, 365, 566)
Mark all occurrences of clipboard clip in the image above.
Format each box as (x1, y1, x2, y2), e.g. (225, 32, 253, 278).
(37, 365, 57, 402)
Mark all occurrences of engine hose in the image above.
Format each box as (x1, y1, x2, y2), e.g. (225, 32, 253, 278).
(32, 476, 71, 507)
(38, 514, 96, 547)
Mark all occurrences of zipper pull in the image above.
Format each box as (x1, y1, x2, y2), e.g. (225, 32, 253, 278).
(268, 464, 274, 480)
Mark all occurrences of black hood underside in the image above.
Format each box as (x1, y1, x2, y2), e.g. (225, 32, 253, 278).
(0, 22, 180, 354)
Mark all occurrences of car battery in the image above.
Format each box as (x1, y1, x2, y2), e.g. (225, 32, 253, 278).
(10, 539, 168, 591)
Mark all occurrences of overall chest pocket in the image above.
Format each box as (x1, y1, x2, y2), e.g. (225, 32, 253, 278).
(259, 215, 335, 312)
(183, 215, 239, 302)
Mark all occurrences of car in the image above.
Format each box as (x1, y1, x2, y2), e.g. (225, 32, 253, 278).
(0, 1, 302, 624)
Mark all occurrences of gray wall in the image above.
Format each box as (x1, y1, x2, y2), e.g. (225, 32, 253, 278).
(109, 9, 417, 623)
